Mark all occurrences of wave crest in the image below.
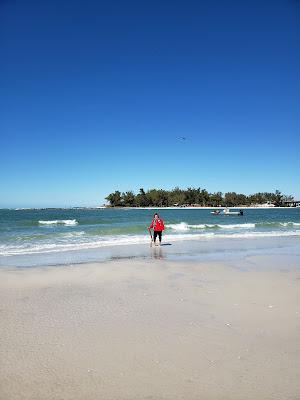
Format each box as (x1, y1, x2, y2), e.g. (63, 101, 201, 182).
(1, 230, 300, 256)
(166, 222, 255, 231)
(39, 219, 78, 226)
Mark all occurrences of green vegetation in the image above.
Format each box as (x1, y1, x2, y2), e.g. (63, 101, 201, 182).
(105, 188, 293, 207)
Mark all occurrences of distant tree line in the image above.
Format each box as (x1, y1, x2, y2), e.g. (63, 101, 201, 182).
(105, 188, 293, 207)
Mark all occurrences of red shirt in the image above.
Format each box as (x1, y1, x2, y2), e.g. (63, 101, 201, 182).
(150, 218, 165, 231)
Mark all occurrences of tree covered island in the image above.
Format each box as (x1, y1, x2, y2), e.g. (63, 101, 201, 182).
(105, 188, 294, 207)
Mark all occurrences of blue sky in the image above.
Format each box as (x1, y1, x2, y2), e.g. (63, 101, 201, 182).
(1, 0, 299, 207)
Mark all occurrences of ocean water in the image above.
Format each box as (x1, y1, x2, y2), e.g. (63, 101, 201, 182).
(0, 208, 300, 267)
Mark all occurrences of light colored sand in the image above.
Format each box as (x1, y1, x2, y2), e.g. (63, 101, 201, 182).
(0, 257, 300, 400)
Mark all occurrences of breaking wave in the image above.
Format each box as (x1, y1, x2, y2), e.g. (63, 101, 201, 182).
(257, 221, 300, 227)
(166, 221, 300, 231)
(166, 222, 256, 231)
(1, 230, 300, 257)
(39, 219, 78, 226)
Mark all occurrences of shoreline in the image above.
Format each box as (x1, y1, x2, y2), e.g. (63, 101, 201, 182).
(1, 234, 300, 269)
(1, 255, 300, 399)
(107, 206, 299, 210)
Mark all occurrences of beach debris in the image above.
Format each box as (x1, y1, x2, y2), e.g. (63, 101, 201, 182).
(226, 323, 231, 327)
(268, 305, 274, 309)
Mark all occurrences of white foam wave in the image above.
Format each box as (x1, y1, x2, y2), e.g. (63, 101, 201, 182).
(39, 219, 78, 226)
(279, 222, 300, 227)
(221, 223, 255, 229)
(255, 221, 300, 227)
(1, 230, 300, 257)
(166, 222, 255, 231)
(166, 222, 191, 231)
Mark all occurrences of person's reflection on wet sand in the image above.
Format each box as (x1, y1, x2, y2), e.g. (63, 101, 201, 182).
(151, 245, 165, 260)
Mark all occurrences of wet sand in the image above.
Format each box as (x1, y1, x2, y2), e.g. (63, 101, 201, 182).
(1, 255, 300, 400)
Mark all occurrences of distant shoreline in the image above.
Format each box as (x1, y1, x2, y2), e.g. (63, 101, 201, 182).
(106, 206, 299, 210)
(2, 206, 299, 211)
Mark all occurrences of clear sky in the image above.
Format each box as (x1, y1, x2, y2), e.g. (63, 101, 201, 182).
(1, 0, 299, 207)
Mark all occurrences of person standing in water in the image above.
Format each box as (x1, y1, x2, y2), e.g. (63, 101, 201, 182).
(148, 213, 165, 246)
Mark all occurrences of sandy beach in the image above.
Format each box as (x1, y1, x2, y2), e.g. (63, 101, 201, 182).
(2, 0, 300, 398)
(1, 254, 300, 400)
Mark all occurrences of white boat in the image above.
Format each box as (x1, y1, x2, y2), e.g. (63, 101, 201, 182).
(255, 202, 275, 208)
(222, 208, 243, 215)
(211, 208, 243, 216)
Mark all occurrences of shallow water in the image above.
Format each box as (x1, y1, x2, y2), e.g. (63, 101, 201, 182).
(0, 208, 299, 267)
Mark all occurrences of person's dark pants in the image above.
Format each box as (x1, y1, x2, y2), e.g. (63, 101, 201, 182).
(153, 230, 162, 243)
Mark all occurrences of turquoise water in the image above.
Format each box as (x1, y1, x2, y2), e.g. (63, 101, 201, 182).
(0, 208, 300, 266)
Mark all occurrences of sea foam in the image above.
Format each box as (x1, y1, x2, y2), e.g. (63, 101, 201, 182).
(1, 230, 300, 257)
(39, 219, 78, 226)
(166, 222, 255, 231)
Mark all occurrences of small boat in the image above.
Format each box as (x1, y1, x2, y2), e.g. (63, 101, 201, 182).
(211, 210, 221, 215)
(222, 208, 243, 216)
(211, 208, 244, 216)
